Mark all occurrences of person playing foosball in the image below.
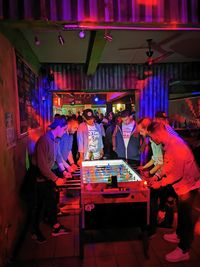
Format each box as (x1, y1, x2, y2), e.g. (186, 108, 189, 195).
(147, 121, 200, 263)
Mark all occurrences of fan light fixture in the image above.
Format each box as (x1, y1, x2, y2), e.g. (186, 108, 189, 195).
(146, 39, 154, 58)
(146, 50, 154, 58)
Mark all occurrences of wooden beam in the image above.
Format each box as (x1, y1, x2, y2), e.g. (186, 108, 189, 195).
(0, 23, 41, 73)
(86, 30, 107, 76)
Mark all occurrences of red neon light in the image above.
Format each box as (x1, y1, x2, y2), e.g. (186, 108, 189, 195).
(144, 70, 153, 76)
(137, 0, 158, 5)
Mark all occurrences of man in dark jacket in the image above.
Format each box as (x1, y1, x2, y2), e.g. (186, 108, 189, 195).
(112, 110, 141, 166)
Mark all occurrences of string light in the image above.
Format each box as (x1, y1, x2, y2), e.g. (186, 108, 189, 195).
(104, 30, 112, 42)
(79, 30, 85, 39)
(58, 33, 65, 45)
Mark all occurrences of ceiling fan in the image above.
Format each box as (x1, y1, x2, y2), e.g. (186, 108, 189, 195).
(145, 38, 154, 65)
(145, 38, 174, 65)
(119, 33, 181, 64)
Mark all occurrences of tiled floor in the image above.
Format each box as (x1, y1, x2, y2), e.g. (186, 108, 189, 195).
(10, 189, 200, 267)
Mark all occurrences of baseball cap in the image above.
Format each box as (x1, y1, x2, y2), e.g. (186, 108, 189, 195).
(121, 110, 131, 118)
(155, 111, 168, 119)
(82, 109, 94, 120)
(49, 116, 67, 129)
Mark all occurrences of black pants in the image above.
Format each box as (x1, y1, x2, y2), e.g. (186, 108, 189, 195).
(31, 180, 58, 233)
(149, 185, 177, 233)
(176, 189, 199, 252)
(148, 188, 160, 234)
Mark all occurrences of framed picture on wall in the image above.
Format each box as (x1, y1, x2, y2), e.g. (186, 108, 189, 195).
(16, 54, 40, 135)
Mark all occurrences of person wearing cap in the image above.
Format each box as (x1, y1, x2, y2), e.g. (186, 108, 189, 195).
(155, 111, 168, 120)
(77, 109, 104, 165)
(147, 121, 200, 263)
(155, 111, 178, 136)
(31, 116, 71, 243)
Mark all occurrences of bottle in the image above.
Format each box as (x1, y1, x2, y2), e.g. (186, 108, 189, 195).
(89, 151, 94, 160)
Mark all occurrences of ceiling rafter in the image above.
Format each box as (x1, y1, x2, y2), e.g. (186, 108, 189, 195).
(85, 30, 107, 76)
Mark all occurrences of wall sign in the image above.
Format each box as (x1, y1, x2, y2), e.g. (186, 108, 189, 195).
(5, 112, 16, 148)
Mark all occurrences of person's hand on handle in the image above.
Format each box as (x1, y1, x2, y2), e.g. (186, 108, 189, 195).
(55, 178, 65, 186)
(63, 170, 72, 179)
(100, 149, 104, 159)
(137, 165, 144, 172)
(148, 177, 162, 189)
(77, 153, 83, 166)
(77, 158, 83, 167)
(70, 163, 78, 172)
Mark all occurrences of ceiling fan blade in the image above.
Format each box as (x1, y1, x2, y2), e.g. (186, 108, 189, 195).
(151, 33, 182, 54)
(158, 33, 182, 46)
(151, 41, 167, 54)
(118, 46, 147, 51)
(152, 51, 174, 63)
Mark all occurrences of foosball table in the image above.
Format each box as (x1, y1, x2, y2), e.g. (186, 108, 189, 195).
(80, 159, 150, 229)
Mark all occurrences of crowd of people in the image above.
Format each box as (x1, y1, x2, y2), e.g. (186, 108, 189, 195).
(26, 108, 199, 263)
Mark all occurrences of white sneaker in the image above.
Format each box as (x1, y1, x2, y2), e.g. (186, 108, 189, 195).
(165, 247, 190, 262)
(163, 232, 180, 243)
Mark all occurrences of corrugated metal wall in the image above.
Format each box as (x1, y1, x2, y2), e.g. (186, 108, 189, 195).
(0, 0, 199, 25)
(43, 62, 200, 118)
